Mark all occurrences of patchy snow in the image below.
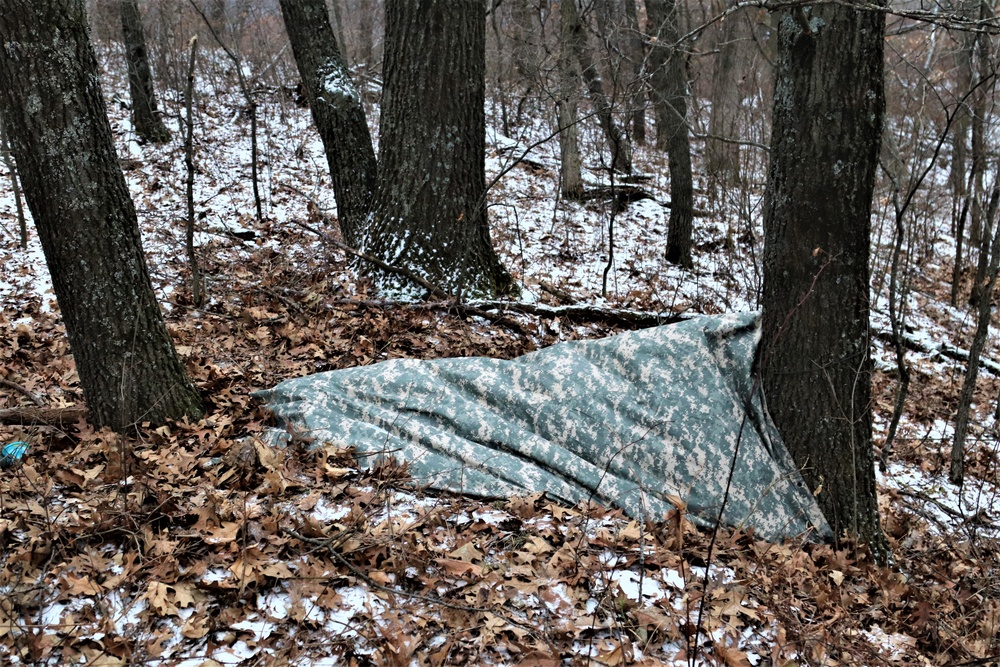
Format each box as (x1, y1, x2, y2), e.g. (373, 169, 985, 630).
(0, 32, 998, 667)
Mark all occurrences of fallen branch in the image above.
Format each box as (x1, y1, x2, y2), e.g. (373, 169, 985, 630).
(894, 487, 998, 530)
(470, 300, 688, 328)
(875, 329, 1000, 376)
(0, 406, 87, 426)
(538, 281, 576, 305)
(278, 191, 686, 333)
(285, 292, 685, 332)
(0, 379, 45, 407)
(572, 184, 655, 204)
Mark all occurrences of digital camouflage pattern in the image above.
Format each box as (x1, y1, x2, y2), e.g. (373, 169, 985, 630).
(255, 313, 832, 542)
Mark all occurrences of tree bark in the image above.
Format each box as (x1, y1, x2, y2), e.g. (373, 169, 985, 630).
(646, 0, 695, 267)
(761, 1, 886, 554)
(119, 0, 172, 143)
(278, 0, 377, 248)
(364, 0, 511, 297)
(0, 0, 203, 431)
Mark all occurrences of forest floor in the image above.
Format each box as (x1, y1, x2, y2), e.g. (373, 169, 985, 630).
(0, 59, 999, 666)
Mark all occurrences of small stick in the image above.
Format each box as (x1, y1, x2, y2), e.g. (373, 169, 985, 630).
(0, 378, 45, 407)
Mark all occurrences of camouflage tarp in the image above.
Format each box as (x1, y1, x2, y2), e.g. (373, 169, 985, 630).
(255, 312, 832, 542)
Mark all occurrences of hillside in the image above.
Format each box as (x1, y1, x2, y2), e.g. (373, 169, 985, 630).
(0, 50, 998, 666)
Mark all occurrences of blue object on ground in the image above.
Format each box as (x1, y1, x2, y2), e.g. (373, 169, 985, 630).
(0, 441, 28, 469)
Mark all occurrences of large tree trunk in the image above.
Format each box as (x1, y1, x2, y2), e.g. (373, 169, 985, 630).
(761, 1, 885, 554)
(364, 0, 511, 297)
(278, 0, 377, 248)
(646, 0, 695, 267)
(119, 0, 172, 144)
(564, 0, 633, 174)
(0, 0, 203, 431)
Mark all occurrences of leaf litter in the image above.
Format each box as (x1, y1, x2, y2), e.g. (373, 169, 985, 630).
(0, 50, 998, 667)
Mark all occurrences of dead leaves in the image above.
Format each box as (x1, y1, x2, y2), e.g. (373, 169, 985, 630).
(143, 581, 200, 617)
(1, 129, 997, 667)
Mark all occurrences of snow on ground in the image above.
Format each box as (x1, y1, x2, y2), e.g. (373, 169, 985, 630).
(1, 46, 999, 666)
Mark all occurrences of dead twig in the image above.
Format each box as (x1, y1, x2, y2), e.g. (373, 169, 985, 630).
(0, 378, 45, 407)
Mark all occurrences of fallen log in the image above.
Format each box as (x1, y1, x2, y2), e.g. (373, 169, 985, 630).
(874, 329, 1000, 376)
(470, 300, 688, 329)
(0, 406, 88, 426)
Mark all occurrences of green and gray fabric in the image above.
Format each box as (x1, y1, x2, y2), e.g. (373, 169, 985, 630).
(255, 312, 832, 542)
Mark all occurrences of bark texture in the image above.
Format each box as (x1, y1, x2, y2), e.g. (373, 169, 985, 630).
(365, 0, 511, 297)
(646, 0, 694, 267)
(279, 0, 377, 248)
(0, 0, 203, 430)
(119, 0, 171, 143)
(761, 1, 885, 553)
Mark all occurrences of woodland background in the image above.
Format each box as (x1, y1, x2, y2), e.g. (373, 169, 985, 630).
(0, 0, 998, 665)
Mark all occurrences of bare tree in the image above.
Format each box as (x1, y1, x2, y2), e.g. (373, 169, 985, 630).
(0, 0, 203, 430)
(967, 0, 996, 306)
(952, 182, 1000, 484)
(646, 0, 695, 267)
(188, 0, 265, 222)
(279, 0, 377, 248)
(183, 36, 203, 306)
(120, 0, 172, 143)
(596, 0, 646, 145)
(558, 0, 584, 198)
(564, 0, 633, 174)
(705, 0, 748, 186)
